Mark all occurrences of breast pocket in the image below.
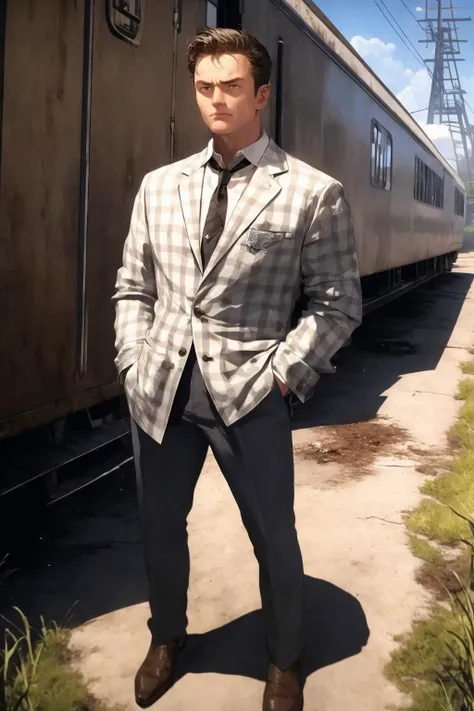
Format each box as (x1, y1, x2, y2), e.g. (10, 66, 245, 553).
(244, 228, 292, 254)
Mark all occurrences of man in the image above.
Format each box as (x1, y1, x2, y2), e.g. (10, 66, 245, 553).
(113, 27, 362, 711)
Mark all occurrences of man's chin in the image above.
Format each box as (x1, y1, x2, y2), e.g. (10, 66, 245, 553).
(208, 119, 234, 135)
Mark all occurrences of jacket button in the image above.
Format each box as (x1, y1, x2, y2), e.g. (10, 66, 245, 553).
(163, 361, 175, 371)
(178, 347, 187, 356)
(194, 306, 204, 318)
(202, 355, 214, 362)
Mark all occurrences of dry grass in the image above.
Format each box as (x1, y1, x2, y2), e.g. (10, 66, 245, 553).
(387, 370, 474, 709)
(0, 565, 122, 711)
(295, 418, 408, 476)
(461, 360, 474, 375)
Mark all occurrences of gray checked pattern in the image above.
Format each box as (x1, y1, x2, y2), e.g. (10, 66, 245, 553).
(113, 139, 362, 444)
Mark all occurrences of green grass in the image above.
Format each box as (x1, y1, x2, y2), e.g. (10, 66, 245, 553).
(461, 361, 474, 375)
(450, 378, 474, 450)
(464, 225, 474, 234)
(0, 598, 122, 711)
(405, 374, 474, 543)
(408, 534, 443, 565)
(405, 448, 474, 543)
(456, 379, 474, 401)
(386, 370, 474, 709)
(386, 610, 459, 705)
(406, 498, 470, 544)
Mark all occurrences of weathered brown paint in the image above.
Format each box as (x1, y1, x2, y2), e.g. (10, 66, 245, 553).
(77, 0, 176, 393)
(0, 0, 84, 421)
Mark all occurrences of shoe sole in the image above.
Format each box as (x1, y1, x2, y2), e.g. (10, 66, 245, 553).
(135, 635, 187, 708)
(136, 677, 174, 709)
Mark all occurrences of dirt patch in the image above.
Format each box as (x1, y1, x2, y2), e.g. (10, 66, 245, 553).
(415, 551, 470, 600)
(404, 445, 448, 477)
(415, 461, 447, 477)
(294, 418, 409, 478)
(407, 445, 443, 459)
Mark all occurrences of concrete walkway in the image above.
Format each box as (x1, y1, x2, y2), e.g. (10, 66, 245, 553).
(67, 237, 473, 711)
(9, 239, 474, 711)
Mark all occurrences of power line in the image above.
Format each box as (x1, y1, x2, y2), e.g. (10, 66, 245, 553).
(419, 0, 473, 182)
(398, 0, 420, 24)
(373, 0, 433, 77)
(373, 0, 422, 65)
(377, 0, 431, 69)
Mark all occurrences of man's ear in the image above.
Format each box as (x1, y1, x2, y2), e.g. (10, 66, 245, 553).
(256, 84, 271, 110)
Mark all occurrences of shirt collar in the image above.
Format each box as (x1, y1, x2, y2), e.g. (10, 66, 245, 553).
(201, 131, 269, 170)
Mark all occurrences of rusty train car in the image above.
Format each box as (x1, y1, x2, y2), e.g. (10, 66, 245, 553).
(0, 0, 466, 494)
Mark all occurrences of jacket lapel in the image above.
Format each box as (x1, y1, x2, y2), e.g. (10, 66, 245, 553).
(178, 149, 208, 273)
(203, 140, 289, 280)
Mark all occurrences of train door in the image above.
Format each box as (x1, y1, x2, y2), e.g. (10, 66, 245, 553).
(171, 0, 243, 161)
(0, 1, 84, 428)
(78, 0, 245, 392)
(77, 0, 177, 392)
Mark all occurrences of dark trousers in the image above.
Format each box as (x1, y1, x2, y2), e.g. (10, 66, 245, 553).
(131, 351, 304, 670)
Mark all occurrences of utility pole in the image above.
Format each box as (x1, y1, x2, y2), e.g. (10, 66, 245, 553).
(419, 1, 474, 192)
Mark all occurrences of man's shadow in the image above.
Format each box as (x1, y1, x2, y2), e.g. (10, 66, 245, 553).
(175, 575, 369, 684)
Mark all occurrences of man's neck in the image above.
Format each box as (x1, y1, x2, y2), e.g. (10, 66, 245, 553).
(212, 122, 262, 167)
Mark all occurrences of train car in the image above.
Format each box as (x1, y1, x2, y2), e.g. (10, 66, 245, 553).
(0, 0, 466, 497)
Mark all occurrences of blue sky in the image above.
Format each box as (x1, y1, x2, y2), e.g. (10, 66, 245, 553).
(312, 0, 474, 166)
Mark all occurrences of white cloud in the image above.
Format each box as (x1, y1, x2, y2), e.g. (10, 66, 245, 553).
(351, 34, 474, 166)
(395, 68, 431, 117)
(350, 36, 412, 94)
(418, 123, 456, 164)
(416, 6, 423, 12)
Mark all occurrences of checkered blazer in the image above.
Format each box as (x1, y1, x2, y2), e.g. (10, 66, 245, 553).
(113, 138, 362, 444)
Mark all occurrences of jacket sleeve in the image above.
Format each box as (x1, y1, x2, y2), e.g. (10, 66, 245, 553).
(112, 174, 157, 383)
(272, 180, 362, 401)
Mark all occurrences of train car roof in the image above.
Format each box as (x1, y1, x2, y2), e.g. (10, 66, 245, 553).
(282, 0, 464, 188)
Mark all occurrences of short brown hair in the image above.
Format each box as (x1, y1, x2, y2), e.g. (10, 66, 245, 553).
(187, 28, 272, 92)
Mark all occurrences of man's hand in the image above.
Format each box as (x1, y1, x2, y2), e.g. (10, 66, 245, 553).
(274, 376, 290, 397)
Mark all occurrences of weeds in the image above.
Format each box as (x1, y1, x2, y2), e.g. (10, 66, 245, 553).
(405, 378, 474, 543)
(0, 559, 121, 711)
(408, 534, 443, 565)
(461, 361, 474, 376)
(387, 369, 474, 709)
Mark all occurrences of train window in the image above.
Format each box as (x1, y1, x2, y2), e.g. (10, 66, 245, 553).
(454, 187, 465, 217)
(206, 0, 218, 26)
(384, 134, 392, 190)
(414, 156, 444, 209)
(107, 0, 142, 45)
(370, 119, 392, 191)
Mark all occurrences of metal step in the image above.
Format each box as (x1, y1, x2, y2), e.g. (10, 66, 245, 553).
(0, 418, 131, 497)
(45, 448, 133, 505)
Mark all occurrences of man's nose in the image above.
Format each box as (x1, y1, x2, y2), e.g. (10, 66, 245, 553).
(212, 87, 226, 105)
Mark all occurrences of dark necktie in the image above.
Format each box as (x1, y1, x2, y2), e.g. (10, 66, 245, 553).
(201, 155, 251, 269)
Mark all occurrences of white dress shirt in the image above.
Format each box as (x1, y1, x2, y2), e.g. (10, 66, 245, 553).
(199, 131, 270, 239)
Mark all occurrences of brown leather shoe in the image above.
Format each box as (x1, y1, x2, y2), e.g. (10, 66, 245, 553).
(263, 662, 303, 711)
(135, 640, 181, 708)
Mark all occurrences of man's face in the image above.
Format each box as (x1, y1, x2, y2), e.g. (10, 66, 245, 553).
(194, 53, 270, 136)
